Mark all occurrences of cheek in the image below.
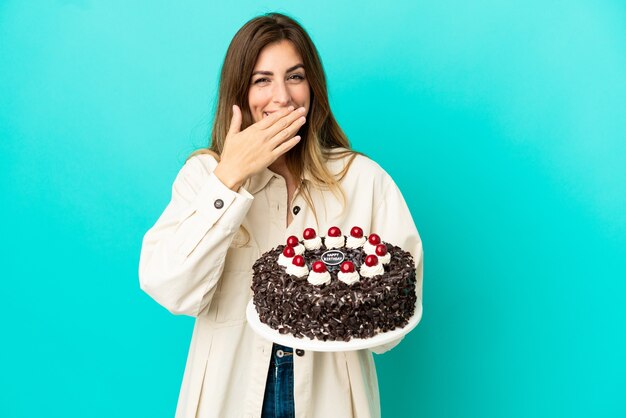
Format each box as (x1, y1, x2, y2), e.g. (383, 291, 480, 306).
(296, 84, 311, 108)
(248, 89, 268, 109)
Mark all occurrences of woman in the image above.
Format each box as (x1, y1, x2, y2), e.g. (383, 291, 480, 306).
(139, 12, 423, 418)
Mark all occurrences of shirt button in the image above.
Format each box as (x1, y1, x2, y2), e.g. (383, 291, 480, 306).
(214, 199, 224, 209)
(293, 206, 301, 215)
(295, 349, 305, 357)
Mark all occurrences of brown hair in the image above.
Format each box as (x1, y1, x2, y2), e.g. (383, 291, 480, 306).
(189, 12, 363, 239)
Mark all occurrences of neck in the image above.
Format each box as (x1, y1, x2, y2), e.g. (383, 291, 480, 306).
(268, 156, 292, 181)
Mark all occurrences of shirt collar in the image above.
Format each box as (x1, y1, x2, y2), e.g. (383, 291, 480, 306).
(243, 167, 313, 195)
(243, 167, 275, 195)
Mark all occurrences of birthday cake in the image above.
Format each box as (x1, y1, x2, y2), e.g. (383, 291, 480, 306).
(250, 227, 417, 342)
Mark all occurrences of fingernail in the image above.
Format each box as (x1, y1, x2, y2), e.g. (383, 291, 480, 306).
(299, 107, 306, 113)
(288, 105, 295, 111)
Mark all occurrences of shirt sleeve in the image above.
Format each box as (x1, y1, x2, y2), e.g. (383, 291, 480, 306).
(138, 155, 254, 317)
(368, 173, 424, 355)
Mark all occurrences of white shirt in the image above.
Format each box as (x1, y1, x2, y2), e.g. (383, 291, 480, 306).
(139, 148, 424, 417)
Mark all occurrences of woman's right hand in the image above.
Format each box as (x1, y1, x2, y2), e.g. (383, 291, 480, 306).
(213, 104, 307, 190)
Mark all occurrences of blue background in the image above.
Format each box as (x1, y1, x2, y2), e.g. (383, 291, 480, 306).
(2, 1, 625, 417)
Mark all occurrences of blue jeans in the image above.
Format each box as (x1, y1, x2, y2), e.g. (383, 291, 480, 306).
(261, 343, 295, 418)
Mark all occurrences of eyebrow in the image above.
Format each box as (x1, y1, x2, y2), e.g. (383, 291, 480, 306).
(251, 64, 305, 77)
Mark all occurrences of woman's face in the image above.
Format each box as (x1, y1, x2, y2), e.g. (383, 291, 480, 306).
(248, 40, 311, 123)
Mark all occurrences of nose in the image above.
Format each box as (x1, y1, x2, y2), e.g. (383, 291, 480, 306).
(272, 79, 291, 106)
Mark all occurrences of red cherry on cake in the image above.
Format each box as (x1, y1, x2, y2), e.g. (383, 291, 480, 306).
(292, 255, 305, 267)
(365, 254, 379, 267)
(312, 261, 327, 273)
(350, 226, 363, 238)
(340, 261, 355, 273)
(375, 244, 388, 256)
(286, 235, 299, 247)
(282, 246, 295, 258)
(303, 228, 317, 240)
(368, 233, 381, 245)
(327, 226, 341, 237)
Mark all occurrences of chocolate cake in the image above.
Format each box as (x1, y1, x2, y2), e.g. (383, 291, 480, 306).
(250, 226, 417, 342)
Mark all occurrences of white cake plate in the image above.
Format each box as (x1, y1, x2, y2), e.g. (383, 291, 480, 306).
(245, 299, 423, 352)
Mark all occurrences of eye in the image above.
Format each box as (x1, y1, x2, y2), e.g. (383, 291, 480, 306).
(290, 74, 305, 80)
(254, 77, 269, 84)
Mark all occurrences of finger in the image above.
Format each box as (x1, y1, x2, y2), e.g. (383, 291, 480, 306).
(269, 124, 300, 148)
(228, 105, 242, 136)
(268, 115, 306, 146)
(272, 135, 301, 157)
(265, 108, 306, 138)
(255, 106, 294, 130)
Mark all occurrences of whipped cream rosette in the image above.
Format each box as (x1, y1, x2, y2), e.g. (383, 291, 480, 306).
(359, 254, 384, 278)
(345, 226, 366, 249)
(362, 233, 382, 255)
(277, 245, 296, 267)
(302, 228, 322, 250)
(286, 255, 308, 277)
(324, 226, 344, 249)
(337, 260, 360, 285)
(286, 235, 305, 255)
(307, 261, 331, 285)
(375, 244, 391, 264)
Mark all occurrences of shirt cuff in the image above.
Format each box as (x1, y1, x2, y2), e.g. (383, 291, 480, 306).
(191, 172, 254, 234)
